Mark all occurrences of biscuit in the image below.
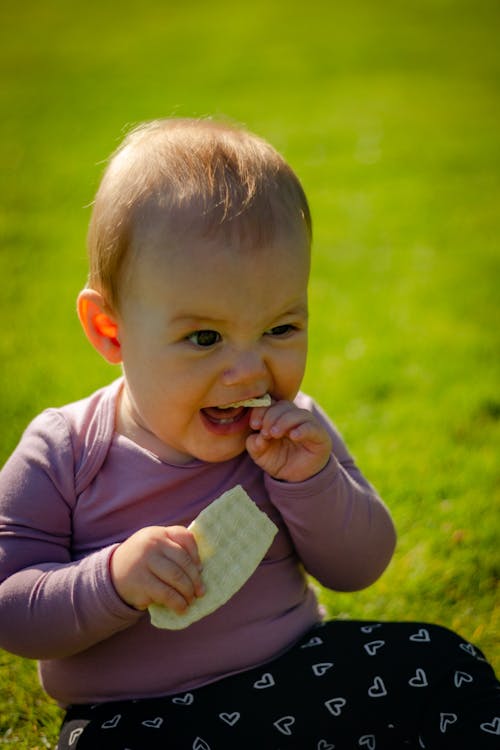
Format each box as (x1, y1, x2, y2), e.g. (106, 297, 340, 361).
(149, 485, 278, 629)
(223, 394, 271, 409)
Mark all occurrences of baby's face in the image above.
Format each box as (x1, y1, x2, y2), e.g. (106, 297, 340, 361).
(116, 222, 310, 464)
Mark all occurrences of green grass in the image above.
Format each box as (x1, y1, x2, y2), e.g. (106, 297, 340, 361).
(1, 0, 499, 746)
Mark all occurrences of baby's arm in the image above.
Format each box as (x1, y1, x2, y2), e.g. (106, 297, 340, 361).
(0, 411, 139, 659)
(0, 549, 142, 659)
(256, 395, 396, 591)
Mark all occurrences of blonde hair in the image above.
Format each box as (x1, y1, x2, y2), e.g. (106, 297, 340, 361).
(87, 118, 312, 310)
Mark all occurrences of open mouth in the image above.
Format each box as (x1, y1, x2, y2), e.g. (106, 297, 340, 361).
(202, 405, 246, 425)
(201, 394, 271, 429)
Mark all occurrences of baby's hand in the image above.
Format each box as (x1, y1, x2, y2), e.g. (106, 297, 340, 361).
(110, 526, 205, 613)
(246, 401, 332, 482)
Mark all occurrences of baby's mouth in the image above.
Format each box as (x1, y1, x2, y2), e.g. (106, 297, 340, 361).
(201, 395, 271, 426)
(202, 405, 247, 425)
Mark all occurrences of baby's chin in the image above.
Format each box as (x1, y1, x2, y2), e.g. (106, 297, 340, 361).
(193, 438, 250, 465)
(145, 426, 250, 466)
(188, 427, 251, 465)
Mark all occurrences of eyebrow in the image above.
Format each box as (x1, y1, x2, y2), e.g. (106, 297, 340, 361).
(170, 302, 308, 329)
(169, 314, 227, 328)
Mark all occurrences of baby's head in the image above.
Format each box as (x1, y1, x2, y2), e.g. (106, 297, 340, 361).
(80, 119, 313, 463)
(87, 118, 312, 312)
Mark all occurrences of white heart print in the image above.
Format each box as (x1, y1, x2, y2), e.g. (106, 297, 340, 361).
(273, 715, 295, 735)
(361, 624, 382, 634)
(69, 728, 83, 746)
(359, 735, 376, 749)
(368, 676, 387, 698)
(253, 672, 275, 689)
(325, 697, 347, 716)
(439, 713, 458, 733)
(459, 642, 476, 657)
(364, 640, 385, 656)
(409, 629, 430, 643)
(101, 714, 121, 729)
(312, 662, 334, 676)
(454, 670, 473, 688)
(142, 717, 163, 728)
(408, 668, 428, 687)
(300, 636, 324, 648)
(480, 717, 500, 735)
(172, 693, 194, 705)
(219, 712, 240, 726)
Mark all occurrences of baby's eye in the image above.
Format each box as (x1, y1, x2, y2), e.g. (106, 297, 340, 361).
(266, 324, 296, 337)
(187, 330, 222, 347)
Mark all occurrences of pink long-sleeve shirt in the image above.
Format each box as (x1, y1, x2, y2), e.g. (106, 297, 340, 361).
(0, 379, 395, 706)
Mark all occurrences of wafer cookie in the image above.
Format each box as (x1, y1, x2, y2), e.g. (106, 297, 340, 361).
(149, 485, 278, 629)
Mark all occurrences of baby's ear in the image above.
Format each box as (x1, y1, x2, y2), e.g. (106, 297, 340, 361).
(77, 289, 122, 364)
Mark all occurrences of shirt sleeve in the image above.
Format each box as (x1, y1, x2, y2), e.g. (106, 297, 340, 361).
(264, 394, 396, 592)
(0, 410, 142, 659)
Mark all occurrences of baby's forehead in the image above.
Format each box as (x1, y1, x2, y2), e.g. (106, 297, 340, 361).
(130, 193, 310, 262)
(123, 224, 310, 331)
(125, 204, 310, 283)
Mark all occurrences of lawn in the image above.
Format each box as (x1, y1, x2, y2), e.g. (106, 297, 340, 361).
(1, 0, 499, 746)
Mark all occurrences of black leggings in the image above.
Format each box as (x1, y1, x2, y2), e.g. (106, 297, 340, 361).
(58, 620, 500, 749)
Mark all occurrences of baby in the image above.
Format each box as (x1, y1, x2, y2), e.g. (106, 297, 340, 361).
(0, 119, 498, 749)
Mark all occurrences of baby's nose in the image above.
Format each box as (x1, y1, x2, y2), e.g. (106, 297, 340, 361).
(221, 348, 268, 387)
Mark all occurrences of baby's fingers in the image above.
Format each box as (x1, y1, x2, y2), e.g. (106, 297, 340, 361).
(257, 402, 316, 441)
(148, 556, 201, 614)
(165, 526, 203, 572)
(156, 528, 206, 603)
(110, 525, 204, 613)
(247, 401, 332, 482)
(287, 419, 326, 444)
(140, 569, 195, 615)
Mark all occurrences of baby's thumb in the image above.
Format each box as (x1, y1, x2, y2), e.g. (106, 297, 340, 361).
(246, 432, 268, 460)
